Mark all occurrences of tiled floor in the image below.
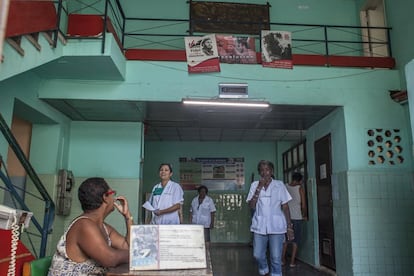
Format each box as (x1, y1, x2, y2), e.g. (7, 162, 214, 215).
(210, 244, 335, 276)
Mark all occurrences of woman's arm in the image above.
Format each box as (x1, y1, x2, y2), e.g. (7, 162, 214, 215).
(105, 195, 133, 249)
(210, 211, 215, 229)
(299, 186, 308, 220)
(282, 203, 294, 241)
(154, 203, 181, 216)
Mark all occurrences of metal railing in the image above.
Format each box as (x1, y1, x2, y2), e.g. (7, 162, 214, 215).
(0, 113, 55, 258)
(55, 0, 392, 58)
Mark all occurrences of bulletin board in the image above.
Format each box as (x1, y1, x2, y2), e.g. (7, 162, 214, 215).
(179, 157, 245, 191)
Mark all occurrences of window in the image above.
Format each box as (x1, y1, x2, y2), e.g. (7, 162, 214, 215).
(282, 140, 308, 218)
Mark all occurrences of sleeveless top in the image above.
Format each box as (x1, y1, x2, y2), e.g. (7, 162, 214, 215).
(285, 184, 303, 220)
(48, 216, 111, 276)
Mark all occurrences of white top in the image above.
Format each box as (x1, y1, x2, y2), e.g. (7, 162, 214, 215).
(190, 195, 216, 228)
(285, 184, 303, 220)
(149, 180, 184, 225)
(247, 179, 292, 235)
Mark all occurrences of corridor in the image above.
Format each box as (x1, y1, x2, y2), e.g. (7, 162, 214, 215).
(210, 244, 335, 276)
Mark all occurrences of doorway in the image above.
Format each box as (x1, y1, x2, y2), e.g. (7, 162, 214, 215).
(314, 134, 335, 270)
(359, 0, 388, 57)
(3, 116, 32, 206)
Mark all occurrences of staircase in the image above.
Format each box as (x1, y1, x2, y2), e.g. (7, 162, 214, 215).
(1, 0, 66, 82)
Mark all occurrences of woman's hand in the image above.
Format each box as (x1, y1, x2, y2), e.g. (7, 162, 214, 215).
(114, 195, 130, 217)
(287, 228, 295, 241)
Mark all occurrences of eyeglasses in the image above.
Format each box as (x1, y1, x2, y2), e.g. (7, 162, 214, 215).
(105, 190, 117, 196)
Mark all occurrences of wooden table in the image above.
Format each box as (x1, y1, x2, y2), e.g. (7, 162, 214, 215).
(106, 250, 213, 276)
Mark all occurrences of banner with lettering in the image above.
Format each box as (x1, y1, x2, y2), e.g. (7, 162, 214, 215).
(216, 35, 257, 64)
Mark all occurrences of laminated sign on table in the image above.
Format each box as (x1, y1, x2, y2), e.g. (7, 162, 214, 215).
(129, 224, 206, 271)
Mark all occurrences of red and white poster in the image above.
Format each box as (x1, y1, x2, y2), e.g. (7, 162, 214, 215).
(184, 34, 220, 73)
(261, 30, 293, 69)
(216, 35, 257, 64)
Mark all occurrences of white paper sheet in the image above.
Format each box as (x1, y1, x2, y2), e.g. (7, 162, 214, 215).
(142, 201, 156, 211)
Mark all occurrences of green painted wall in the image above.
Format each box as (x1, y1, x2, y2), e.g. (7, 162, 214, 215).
(1, 0, 413, 274)
(68, 121, 142, 178)
(406, 60, 414, 142)
(384, 0, 414, 88)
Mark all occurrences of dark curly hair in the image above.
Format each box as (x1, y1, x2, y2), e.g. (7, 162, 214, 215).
(78, 177, 110, 211)
(197, 185, 208, 194)
(292, 172, 303, 182)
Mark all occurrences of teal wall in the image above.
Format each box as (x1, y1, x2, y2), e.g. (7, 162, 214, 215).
(384, 0, 414, 88)
(1, 0, 414, 274)
(68, 121, 142, 178)
(406, 60, 414, 143)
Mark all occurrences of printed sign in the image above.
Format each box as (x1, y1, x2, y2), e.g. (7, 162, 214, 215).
(185, 34, 220, 73)
(130, 225, 206, 271)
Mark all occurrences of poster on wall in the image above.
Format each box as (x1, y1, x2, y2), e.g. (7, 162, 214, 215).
(184, 34, 220, 73)
(261, 30, 293, 69)
(179, 157, 245, 191)
(216, 35, 257, 64)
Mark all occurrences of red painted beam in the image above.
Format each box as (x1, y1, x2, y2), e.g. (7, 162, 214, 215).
(124, 49, 395, 69)
(328, 55, 395, 68)
(6, 0, 57, 37)
(125, 49, 187, 61)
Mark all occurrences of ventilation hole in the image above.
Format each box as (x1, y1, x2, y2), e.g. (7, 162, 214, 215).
(395, 146, 402, 153)
(366, 129, 403, 166)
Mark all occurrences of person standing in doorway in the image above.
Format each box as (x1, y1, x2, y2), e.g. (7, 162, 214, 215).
(189, 185, 216, 247)
(146, 163, 184, 224)
(247, 160, 294, 276)
(282, 172, 307, 267)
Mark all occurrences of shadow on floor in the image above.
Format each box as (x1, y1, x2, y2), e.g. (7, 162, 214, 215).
(210, 243, 335, 276)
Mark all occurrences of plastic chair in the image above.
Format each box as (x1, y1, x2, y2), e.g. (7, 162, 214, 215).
(22, 256, 52, 276)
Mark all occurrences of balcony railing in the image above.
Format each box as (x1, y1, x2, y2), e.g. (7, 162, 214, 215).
(3, 1, 395, 66)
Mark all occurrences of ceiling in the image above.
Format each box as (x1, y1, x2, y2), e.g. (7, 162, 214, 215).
(30, 56, 338, 143)
(43, 98, 338, 142)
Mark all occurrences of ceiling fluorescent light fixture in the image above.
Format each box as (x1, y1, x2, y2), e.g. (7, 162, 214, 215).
(182, 98, 269, 108)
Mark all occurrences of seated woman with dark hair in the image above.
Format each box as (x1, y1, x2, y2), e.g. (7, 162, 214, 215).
(48, 177, 133, 276)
